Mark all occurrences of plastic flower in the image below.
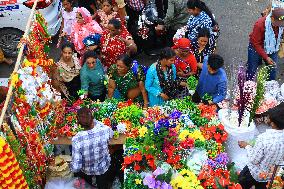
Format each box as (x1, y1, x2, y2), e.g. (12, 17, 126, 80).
(139, 126, 148, 137)
(135, 179, 142, 185)
(188, 130, 205, 141)
(143, 175, 156, 188)
(153, 167, 165, 176)
(179, 130, 190, 141)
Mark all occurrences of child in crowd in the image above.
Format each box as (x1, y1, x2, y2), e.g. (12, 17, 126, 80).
(94, 0, 120, 29)
(59, 0, 77, 40)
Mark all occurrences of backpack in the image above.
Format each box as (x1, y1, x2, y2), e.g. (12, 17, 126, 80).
(131, 60, 149, 77)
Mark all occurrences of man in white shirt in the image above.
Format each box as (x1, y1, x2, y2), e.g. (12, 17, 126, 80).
(238, 103, 284, 189)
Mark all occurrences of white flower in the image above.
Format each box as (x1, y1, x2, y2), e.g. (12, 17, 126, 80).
(116, 123, 126, 133)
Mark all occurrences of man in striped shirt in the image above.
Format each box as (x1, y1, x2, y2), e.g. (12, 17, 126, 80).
(238, 103, 284, 189)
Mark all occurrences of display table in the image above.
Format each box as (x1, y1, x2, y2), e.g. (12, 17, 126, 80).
(51, 134, 126, 145)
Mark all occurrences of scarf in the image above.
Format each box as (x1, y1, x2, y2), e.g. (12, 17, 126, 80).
(71, 7, 103, 54)
(264, 13, 284, 54)
(156, 61, 180, 99)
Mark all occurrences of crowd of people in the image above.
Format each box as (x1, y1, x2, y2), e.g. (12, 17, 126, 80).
(1, 0, 284, 189)
(52, 0, 228, 109)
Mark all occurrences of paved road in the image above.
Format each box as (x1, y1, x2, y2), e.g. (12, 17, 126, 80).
(1, 0, 283, 82)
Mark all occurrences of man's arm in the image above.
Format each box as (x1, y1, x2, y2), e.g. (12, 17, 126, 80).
(213, 81, 227, 103)
(239, 138, 265, 165)
(250, 20, 269, 61)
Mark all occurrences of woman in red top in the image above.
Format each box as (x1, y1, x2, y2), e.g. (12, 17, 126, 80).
(172, 38, 197, 98)
(100, 18, 137, 68)
(173, 38, 197, 78)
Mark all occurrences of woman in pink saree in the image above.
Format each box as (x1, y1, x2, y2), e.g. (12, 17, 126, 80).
(71, 7, 103, 59)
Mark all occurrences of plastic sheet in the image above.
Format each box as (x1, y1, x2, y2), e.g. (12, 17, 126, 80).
(218, 109, 257, 170)
(45, 178, 95, 189)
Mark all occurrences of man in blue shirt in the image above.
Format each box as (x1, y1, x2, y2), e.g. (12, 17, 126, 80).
(193, 54, 227, 105)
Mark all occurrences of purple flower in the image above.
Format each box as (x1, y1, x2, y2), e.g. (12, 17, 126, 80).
(153, 167, 165, 176)
(158, 118, 170, 128)
(207, 159, 217, 168)
(161, 182, 173, 189)
(155, 180, 161, 188)
(215, 153, 229, 165)
(169, 110, 182, 119)
(143, 175, 156, 189)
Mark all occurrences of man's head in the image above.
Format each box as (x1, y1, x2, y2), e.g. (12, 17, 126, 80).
(271, 8, 284, 27)
(77, 107, 94, 129)
(267, 103, 284, 130)
(207, 54, 224, 74)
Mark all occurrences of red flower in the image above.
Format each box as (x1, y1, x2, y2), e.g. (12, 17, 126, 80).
(124, 156, 133, 165)
(133, 153, 142, 161)
(103, 118, 111, 127)
(134, 163, 141, 171)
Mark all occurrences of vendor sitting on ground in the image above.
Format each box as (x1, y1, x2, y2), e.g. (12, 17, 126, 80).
(80, 51, 106, 101)
(192, 54, 227, 104)
(71, 107, 113, 189)
(238, 103, 284, 189)
(107, 54, 149, 108)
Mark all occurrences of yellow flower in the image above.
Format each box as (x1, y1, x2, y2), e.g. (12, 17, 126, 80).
(188, 130, 205, 141)
(10, 73, 19, 87)
(178, 130, 190, 141)
(22, 59, 34, 67)
(135, 179, 142, 185)
(138, 126, 148, 137)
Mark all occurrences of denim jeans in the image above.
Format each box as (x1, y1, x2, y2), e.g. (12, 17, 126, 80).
(246, 43, 278, 80)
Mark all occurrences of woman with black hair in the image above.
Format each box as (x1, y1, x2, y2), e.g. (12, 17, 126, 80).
(108, 54, 148, 108)
(145, 47, 187, 106)
(191, 27, 217, 69)
(80, 50, 106, 101)
(100, 18, 137, 68)
(50, 42, 81, 99)
(186, 0, 218, 40)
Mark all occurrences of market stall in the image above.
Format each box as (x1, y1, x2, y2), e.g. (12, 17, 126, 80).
(0, 1, 284, 188)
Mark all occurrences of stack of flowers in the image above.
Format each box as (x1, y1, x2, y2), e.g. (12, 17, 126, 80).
(0, 137, 28, 189)
(4, 12, 60, 188)
(121, 97, 241, 189)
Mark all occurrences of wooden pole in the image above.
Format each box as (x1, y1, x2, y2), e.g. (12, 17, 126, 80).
(0, 0, 39, 129)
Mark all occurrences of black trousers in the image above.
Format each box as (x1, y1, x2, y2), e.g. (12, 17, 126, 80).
(125, 6, 142, 35)
(74, 168, 112, 189)
(238, 166, 267, 189)
(74, 149, 124, 189)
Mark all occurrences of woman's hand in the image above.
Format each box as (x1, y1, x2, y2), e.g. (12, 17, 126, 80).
(87, 45, 98, 51)
(180, 81, 188, 87)
(60, 32, 67, 37)
(238, 141, 249, 148)
(160, 93, 169, 101)
(143, 102, 148, 109)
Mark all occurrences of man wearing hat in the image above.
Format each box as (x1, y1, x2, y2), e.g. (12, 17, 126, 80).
(238, 103, 284, 189)
(247, 8, 284, 81)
